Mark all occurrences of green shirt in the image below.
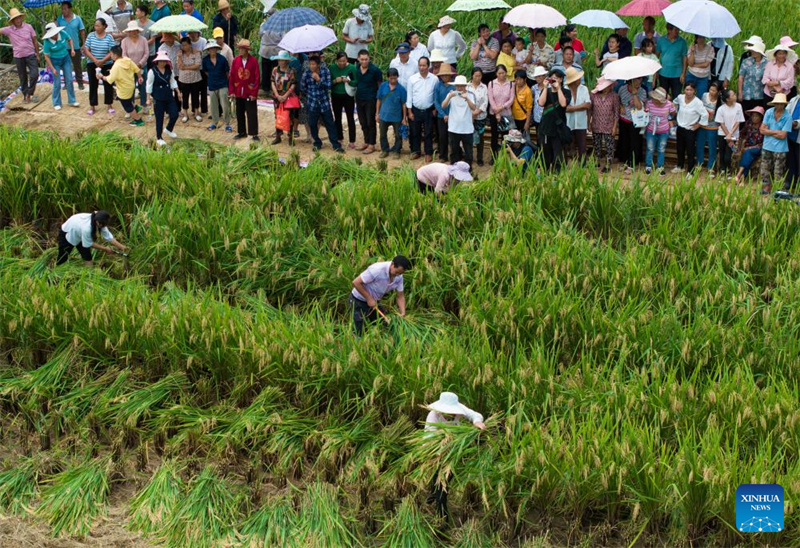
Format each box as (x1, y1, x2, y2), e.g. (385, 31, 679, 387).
(329, 63, 357, 96)
(43, 31, 70, 59)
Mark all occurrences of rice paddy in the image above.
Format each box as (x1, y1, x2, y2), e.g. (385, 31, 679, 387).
(1, 0, 800, 534)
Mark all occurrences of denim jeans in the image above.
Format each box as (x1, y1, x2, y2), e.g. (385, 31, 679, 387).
(696, 128, 717, 169)
(136, 66, 148, 107)
(739, 147, 761, 177)
(645, 132, 669, 168)
(308, 106, 341, 151)
(50, 55, 76, 107)
(685, 73, 709, 98)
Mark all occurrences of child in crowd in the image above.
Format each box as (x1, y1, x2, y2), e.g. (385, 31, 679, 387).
(735, 106, 765, 183)
(637, 38, 658, 89)
(594, 33, 620, 69)
(589, 77, 619, 173)
(100, 45, 144, 126)
(513, 37, 528, 71)
(644, 87, 676, 175)
(715, 89, 745, 177)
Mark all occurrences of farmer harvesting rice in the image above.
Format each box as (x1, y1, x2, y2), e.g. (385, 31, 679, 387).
(57, 211, 127, 266)
(424, 392, 485, 522)
(416, 161, 472, 194)
(349, 256, 411, 335)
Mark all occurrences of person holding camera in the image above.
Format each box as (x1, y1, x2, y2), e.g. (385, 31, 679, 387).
(537, 66, 571, 171)
(442, 74, 479, 166)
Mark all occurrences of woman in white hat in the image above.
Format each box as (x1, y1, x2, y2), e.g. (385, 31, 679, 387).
(202, 41, 231, 132)
(762, 44, 797, 101)
(342, 4, 373, 64)
(121, 21, 148, 114)
(504, 129, 535, 175)
(416, 160, 472, 194)
(42, 23, 79, 110)
(738, 41, 768, 113)
(423, 392, 485, 522)
(146, 49, 181, 146)
(1, 8, 41, 104)
(427, 15, 467, 71)
(442, 74, 478, 166)
(760, 93, 793, 195)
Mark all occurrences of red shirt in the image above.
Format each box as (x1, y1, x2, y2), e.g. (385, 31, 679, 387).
(228, 54, 259, 99)
(555, 38, 584, 53)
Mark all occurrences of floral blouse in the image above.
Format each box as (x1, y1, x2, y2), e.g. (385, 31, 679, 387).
(741, 119, 764, 149)
(739, 56, 767, 101)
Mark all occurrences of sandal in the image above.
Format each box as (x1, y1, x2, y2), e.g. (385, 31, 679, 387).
(207, 124, 217, 131)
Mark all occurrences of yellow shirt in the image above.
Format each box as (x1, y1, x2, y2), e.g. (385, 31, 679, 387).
(511, 84, 532, 121)
(106, 57, 141, 100)
(497, 51, 516, 74)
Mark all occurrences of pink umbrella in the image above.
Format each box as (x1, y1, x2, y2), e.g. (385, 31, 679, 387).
(616, 0, 672, 17)
(503, 3, 566, 28)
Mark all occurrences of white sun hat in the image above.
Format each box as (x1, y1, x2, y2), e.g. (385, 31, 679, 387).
(429, 48, 447, 63)
(428, 392, 471, 415)
(453, 74, 468, 86)
(42, 23, 65, 41)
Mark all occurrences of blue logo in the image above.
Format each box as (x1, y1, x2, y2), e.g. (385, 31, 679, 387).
(736, 484, 784, 532)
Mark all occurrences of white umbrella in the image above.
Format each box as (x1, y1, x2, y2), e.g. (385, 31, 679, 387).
(571, 9, 628, 30)
(447, 0, 511, 11)
(662, 0, 740, 38)
(99, 0, 114, 12)
(503, 3, 566, 29)
(601, 56, 661, 80)
(261, 0, 277, 14)
(149, 14, 208, 34)
(278, 24, 336, 54)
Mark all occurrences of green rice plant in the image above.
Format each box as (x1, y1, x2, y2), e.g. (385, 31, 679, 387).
(162, 466, 241, 548)
(0, 457, 40, 515)
(377, 497, 437, 548)
(103, 372, 189, 429)
(237, 495, 299, 548)
(296, 482, 360, 548)
(36, 458, 110, 538)
(128, 460, 186, 535)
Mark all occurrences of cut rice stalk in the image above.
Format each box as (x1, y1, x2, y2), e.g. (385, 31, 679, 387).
(128, 459, 185, 535)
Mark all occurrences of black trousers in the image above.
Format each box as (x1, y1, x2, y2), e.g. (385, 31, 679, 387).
(481, 71, 496, 85)
(332, 93, 356, 143)
(410, 106, 435, 155)
(236, 97, 259, 136)
(260, 56, 275, 94)
(200, 71, 208, 113)
(56, 229, 92, 265)
(87, 63, 114, 107)
(677, 126, 698, 170)
(437, 117, 449, 161)
(660, 76, 682, 99)
(448, 132, 473, 166)
(618, 119, 642, 168)
(717, 135, 734, 174)
(427, 471, 452, 522)
(179, 80, 201, 112)
(785, 141, 800, 191)
(542, 134, 564, 171)
(154, 97, 179, 139)
(417, 178, 435, 193)
(349, 295, 385, 336)
(356, 98, 377, 145)
(489, 115, 508, 156)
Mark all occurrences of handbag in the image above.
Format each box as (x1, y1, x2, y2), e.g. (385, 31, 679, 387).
(555, 118, 572, 144)
(275, 103, 291, 132)
(284, 94, 301, 109)
(631, 108, 650, 129)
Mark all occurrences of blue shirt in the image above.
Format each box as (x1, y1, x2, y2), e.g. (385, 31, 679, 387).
(377, 81, 407, 123)
(656, 36, 688, 79)
(56, 14, 84, 48)
(84, 32, 115, 65)
(762, 107, 793, 153)
(202, 54, 229, 91)
(434, 80, 452, 118)
(150, 3, 171, 22)
(300, 66, 332, 112)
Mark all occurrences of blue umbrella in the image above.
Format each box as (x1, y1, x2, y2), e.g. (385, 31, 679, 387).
(262, 7, 325, 33)
(22, 0, 61, 8)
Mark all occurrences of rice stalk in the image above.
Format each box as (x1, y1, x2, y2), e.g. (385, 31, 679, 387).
(128, 460, 185, 535)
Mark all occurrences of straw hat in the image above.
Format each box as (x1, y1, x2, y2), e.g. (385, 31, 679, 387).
(153, 50, 172, 64)
(437, 15, 456, 28)
(742, 35, 763, 46)
(270, 50, 294, 61)
(204, 41, 221, 52)
(436, 64, 456, 77)
(768, 93, 789, 106)
(218, 0, 230, 10)
(428, 49, 447, 63)
(565, 67, 583, 85)
(7, 8, 25, 22)
(592, 77, 614, 93)
(745, 106, 765, 116)
(237, 39, 251, 49)
(453, 74, 468, 86)
(123, 20, 143, 33)
(504, 129, 526, 143)
(212, 27, 224, 39)
(42, 23, 65, 41)
(448, 162, 473, 182)
(649, 87, 667, 103)
(745, 42, 766, 56)
(428, 392, 472, 415)
(780, 35, 799, 48)
(352, 4, 371, 21)
(530, 66, 547, 79)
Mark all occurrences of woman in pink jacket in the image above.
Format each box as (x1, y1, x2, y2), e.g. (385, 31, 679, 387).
(487, 63, 514, 160)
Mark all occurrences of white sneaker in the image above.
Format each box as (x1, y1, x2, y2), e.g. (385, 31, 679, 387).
(68, 102, 80, 108)
(54, 105, 62, 111)
(671, 166, 684, 174)
(181, 115, 189, 123)
(194, 114, 202, 122)
(157, 139, 167, 147)
(164, 129, 178, 139)
(125, 113, 131, 119)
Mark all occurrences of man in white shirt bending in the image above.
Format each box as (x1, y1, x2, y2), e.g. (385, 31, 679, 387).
(349, 255, 411, 335)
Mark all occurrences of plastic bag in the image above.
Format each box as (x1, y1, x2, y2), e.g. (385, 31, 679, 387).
(275, 103, 291, 132)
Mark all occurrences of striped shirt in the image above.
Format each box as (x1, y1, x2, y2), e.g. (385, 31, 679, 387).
(645, 99, 675, 134)
(84, 32, 115, 65)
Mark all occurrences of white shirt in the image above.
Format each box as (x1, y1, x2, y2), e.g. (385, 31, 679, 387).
(446, 89, 476, 134)
(566, 84, 590, 130)
(190, 36, 207, 52)
(342, 17, 373, 59)
(469, 82, 488, 120)
(715, 102, 745, 138)
(424, 408, 484, 432)
(674, 94, 709, 129)
(351, 261, 404, 302)
(409, 43, 430, 65)
(389, 56, 418, 90)
(406, 72, 438, 109)
(61, 213, 114, 248)
(427, 29, 467, 65)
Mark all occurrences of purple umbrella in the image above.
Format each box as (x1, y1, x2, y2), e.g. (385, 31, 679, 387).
(278, 25, 337, 54)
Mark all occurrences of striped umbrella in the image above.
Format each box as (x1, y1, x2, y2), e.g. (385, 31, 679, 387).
(262, 7, 325, 33)
(22, 0, 61, 8)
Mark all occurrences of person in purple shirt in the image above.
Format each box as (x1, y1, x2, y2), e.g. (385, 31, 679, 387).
(0, 8, 41, 103)
(490, 15, 515, 47)
(349, 255, 411, 335)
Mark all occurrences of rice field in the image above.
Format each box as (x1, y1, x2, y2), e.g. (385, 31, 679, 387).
(2, 123, 800, 546)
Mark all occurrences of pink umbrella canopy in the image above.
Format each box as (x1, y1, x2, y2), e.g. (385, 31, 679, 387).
(503, 3, 567, 28)
(616, 0, 672, 16)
